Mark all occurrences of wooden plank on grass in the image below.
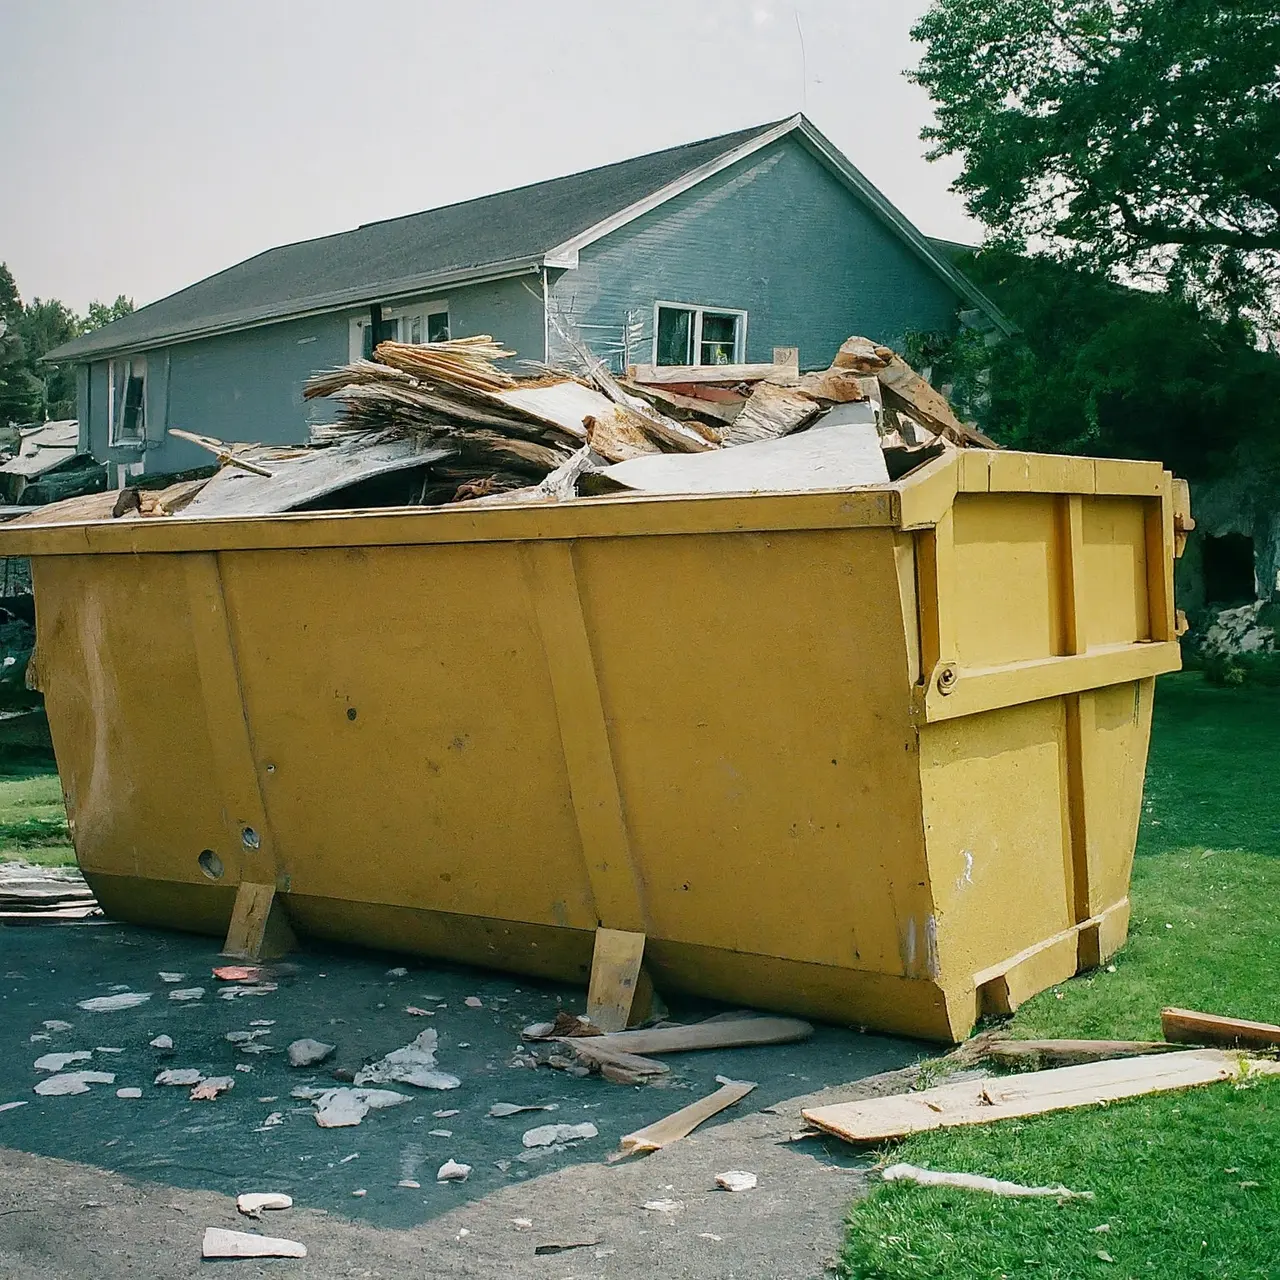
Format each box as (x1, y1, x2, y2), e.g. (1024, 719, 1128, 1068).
(802, 1050, 1280, 1144)
(1162, 1007, 1280, 1051)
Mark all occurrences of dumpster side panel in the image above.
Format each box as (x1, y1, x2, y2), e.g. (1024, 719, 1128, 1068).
(31, 554, 259, 910)
(215, 542, 600, 931)
(573, 526, 932, 980)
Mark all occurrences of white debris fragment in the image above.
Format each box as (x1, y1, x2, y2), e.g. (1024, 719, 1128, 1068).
(354, 1029, 460, 1090)
(405, 1007, 433, 1017)
(351, 1189, 367, 1198)
(488, 1102, 559, 1118)
(169, 988, 205, 1002)
(116, 1088, 143, 1099)
(715, 1170, 758, 1192)
(42, 1020, 73, 1032)
(255, 1112, 285, 1132)
(149, 1035, 174, 1051)
(436, 1160, 471, 1183)
(464, 997, 483, 1008)
(154, 1069, 204, 1087)
(291, 1086, 321, 1100)
(311, 1088, 410, 1128)
(511, 1218, 533, 1231)
(339, 1153, 359, 1163)
(881, 1164, 1095, 1200)
(34, 1071, 116, 1096)
(642, 1199, 683, 1214)
(226, 1030, 270, 1044)
(218, 984, 277, 1000)
(158, 972, 185, 984)
(29, 1034, 49, 1043)
(433, 1109, 460, 1118)
(94, 1047, 124, 1054)
(428, 1129, 453, 1138)
(201, 1227, 306, 1259)
(396, 1179, 421, 1189)
(287, 1039, 335, 1068)
(77, 992, 150, 1013)
(699, 1233, 723, 1242)
(236, 1193, 293, 1218)
(522, 1021, 555, 1039)
(191, 1076, 235, 1100)
(235, 1064, 252, 1073)
(522, 1122, 598, 1148)
(33, 1050, 93, 1073)
(0, 1100, 31, 1112)
(250, 1020, 275, 1027)
(386, 967, 408, 978)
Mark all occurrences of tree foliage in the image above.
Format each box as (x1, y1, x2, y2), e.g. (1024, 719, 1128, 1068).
(0, 264, 134, 427)
(911, 0, 1280, 327)
(910, 248, 1280, 485)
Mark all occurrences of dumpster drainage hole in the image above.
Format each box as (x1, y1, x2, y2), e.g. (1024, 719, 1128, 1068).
(241, 827, 261, 851)
(198, 850, 224, 880)
(347, 707, 357, 721)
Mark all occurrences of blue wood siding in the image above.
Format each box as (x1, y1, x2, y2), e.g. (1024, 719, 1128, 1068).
(549, 136, 962, 371)
(80, 273, 546, 476)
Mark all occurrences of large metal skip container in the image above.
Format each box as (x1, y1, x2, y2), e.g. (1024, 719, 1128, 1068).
(3, 449, 1186, 1041)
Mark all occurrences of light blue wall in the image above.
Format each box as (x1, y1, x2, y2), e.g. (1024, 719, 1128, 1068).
(549, 136, 963, 372)
(79, 273, 546, 477)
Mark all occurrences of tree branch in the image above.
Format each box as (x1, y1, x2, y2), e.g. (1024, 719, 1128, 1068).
(1114, 194, 1280, 251)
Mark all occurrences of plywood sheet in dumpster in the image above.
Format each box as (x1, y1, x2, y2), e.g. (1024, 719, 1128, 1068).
(30, 555, 256, 896)
(571, 525, 927, 977)
(951, 495, 1062, 669)
(919, 699, 1074, 981)
(214, 542, 596, 929)
(1080, 497, 1150, 647)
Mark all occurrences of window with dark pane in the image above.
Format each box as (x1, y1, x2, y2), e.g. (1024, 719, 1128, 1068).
(656, 306, 693, 365)
(120, 374, 146, 438)
(700, 312, 738, 365)
(427, 311, 450, 343)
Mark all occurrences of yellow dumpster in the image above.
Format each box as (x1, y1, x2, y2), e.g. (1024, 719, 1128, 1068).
(3, 449, 1184, 1041)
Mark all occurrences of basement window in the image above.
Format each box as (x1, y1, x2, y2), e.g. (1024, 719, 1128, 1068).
(654, 303, 746, 366)
(107, 355, 146, 445)
(350, 302, 450, 361)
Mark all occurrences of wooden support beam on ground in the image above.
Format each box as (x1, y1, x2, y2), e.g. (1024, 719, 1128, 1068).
(221, 881, 296, 961)
(802, 1049, 1280, 1144)
(586, 928, 648, 1032)
(1162, 1007, 1280, 1052)
(590, 1015, 813, 1056)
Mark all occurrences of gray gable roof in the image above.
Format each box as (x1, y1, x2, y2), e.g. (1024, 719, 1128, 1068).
(51, 116, 1011, 362)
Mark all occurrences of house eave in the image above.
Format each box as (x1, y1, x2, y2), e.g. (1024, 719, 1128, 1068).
(43, 256, 549, 363)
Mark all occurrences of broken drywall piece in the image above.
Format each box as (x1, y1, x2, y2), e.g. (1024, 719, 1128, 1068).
(433, 1109, 460, 1118)
(190, 1076, 235, 1100)
(116, 1088, 142, 1099)
(33, 1050, 93, 1072)
(76, 992, 150, 1013)
(522, 1122, 598, 1148)
(0, 1100, 31, 1112)
(386, 967, 408, 978)
(464, 996, 483, 1008)
(236, 1193, 293, 1218)
(42, 1020, 73, 1032)
(34, 1071, 116, 1096)
(311, 1087, 410, 1128)
(354, 1029, 460, 1090)
(287, 1039, 336, 1067)
(436, 1159, 471, 1182)
(488, 1102, 559, 1117)
(201, 1227, 306, 1259)
(149, 1035, 174, 1050)
(226, 1030, 270, 1044)
(94, 1047, 124, 1055)
(158, 972, 185, 984)
(715, 1170, 758, 1192)
(168, 987, 205, 1002)
(154, 1069, 204, 1087)
(254, 1112, 284, 1132)
(218, 984, 278, 1001)
(881, 1164, 1094, 1200)
(642, 1199, 683, 1214)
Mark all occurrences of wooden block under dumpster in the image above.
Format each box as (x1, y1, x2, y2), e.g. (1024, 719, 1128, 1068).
(1, 448, 1184, 1041)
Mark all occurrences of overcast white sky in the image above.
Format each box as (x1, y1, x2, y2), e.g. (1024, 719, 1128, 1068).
(0, 0, 979, 313)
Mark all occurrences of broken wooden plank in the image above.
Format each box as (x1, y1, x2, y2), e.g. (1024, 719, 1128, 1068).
(586, 928, 647, 1033)
(558, 1037, 669, 1080)
(611, 1076, 756, 1159)
(802, 1050, 1280, 1144)
(719, 381, 823, 447)
(628, 361, 800, 387)
(876, 356, 996, 448)
(1162, 1007, 1280, 1052)
(972, 1038, 1184, 1071)
(589, 1015, 812, 1056)
(222, 882, 296, 962)
(619, 381, 742, 427)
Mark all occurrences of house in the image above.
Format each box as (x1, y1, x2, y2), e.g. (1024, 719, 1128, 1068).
(48, 114, 1012, 483)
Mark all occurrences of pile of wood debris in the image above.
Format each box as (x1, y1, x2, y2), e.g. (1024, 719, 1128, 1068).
(9, 333, 993, 524)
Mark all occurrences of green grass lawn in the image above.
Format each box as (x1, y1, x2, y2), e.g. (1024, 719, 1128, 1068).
(842, 673, 1280, 1280)
(0, 760, 75, 866)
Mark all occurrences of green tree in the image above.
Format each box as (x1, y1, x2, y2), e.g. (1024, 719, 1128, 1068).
(85, 295, 134, 332)
(0, 264, 40, 429)
(911, 0, 1280, 327)
(16, 297, 82, 420)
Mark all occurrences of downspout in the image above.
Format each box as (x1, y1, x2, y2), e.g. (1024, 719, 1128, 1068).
(541, 266, 550, 364)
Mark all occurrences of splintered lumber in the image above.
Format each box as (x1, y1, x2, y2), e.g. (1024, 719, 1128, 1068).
(881, 1164, 1093, 1201)
(586, 928, 647, 1032)
(802, 1050, 1280, 1144)
(796, 367, 873, 403)
(375, 336, 517, 392)
(588, 1015, 812, 1056)
(622, 380, 743, 426)
(1162, 1007, 1280, 1052)
(168, 429, 275, 477)
(629, 361, 801, 387)
(560, 1038, 669, 1080)
(719, 381, 824, 446)
(972, 1037, 1184, 1071)
(875, 355, 995, 448)
(611, 1077, 757, 1159)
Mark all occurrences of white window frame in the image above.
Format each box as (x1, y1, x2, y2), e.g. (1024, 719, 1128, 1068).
(652, 301, 747, 367)
(349, 299, 450, 361)
(107, 355, 147, 447)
